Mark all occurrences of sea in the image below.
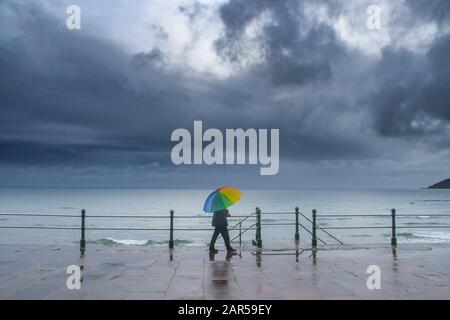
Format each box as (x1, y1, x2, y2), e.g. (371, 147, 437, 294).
(0, 188, 449, 248)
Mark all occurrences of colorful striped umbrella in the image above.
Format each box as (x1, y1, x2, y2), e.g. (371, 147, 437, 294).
(203, 187, 242, 213)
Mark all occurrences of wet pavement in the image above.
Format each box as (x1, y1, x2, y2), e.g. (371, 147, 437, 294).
(0, 244, 449, 299)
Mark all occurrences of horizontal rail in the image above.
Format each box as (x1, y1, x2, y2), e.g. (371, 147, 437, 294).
(318, 214, 390, 217)
(0, 213, 79, 217)
(320, 226, 392, 229)
(3, 212, 449, 219)
(317, 214, 450, 218)
(0, 226, 256, 231)
(4, 224, 447, 231)
(80, 215, 174, 219)
(89, 227, 257, 231)
(89, 215, 253, 219)
(0, 213, 255, 219)
(0, 226, 170, 231)
(260, 212, 295, 215)
(262, 222, 295, 226)
(171, 215, 253, 219)
(0, 226, 80, 230)
(0, 212, 314, 218)
(320, 225, 450, 230)
(88, 227, 209, 231)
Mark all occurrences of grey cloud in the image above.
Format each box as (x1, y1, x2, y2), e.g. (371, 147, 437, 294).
(0, 0, 408, 169)
(178, 2, 209, 22)
(215, 0, 347, 86)
(405, 0, 450, 23)
(214, 0, 269, 62)
(0, 2, 193, 162)
(131, 48, 165, 69)
(1, 0, 450, 187)
(367, 32, 450, 138)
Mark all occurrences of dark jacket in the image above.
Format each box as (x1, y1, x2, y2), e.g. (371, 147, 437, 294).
(212, 209, 229, 227)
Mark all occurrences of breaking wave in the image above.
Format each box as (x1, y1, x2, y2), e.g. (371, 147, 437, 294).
(403, 222, 449, 226)
(398, 215, 430, 219)
(88, 238, 194, 246)
(395, 231, 450, 243)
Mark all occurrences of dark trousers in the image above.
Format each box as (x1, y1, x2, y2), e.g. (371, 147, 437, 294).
(209, 226, 232, 250)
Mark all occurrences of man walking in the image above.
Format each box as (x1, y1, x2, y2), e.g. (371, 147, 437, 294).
(209, 208, 236, 253)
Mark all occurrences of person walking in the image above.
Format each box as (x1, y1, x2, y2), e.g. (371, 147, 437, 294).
(209, 208, 236, 253)
(203, 187, 242, 254)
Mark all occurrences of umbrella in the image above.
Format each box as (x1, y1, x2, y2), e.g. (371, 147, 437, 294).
(203, 187, 242, 213)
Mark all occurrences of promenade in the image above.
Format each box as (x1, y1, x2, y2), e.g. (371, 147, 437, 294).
(0, 244, 449, 299)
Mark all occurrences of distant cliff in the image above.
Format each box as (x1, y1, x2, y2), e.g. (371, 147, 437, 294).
(428, 178, 450, 189)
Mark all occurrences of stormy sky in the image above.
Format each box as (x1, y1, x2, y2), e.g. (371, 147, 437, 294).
(1, 0, 450, 188)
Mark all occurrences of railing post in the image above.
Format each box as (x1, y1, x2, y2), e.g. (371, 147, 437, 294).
(80, 209, 86, 254)
(239, 222, 242, 247)
(256, 207, 262, 248)
(295, 207, 300, 241)
(391, 208, 397, 246)
(312, 209, 317, 248)
(169, 210, 174, 249)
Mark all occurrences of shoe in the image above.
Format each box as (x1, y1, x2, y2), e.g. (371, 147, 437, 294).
(227, 247, 237, 252)
(209, 249, 218, 253)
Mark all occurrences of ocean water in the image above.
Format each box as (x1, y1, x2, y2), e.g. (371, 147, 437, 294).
(0, 188, 449, 247)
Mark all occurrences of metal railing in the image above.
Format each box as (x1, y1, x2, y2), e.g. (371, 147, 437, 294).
(2, 207, 450, 253)
(0, 207, 312, 254)
(311, 208, 450, 247)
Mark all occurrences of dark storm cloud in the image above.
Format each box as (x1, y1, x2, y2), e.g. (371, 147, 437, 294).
(212, 0, 374, 160)
(367, 32, 450, 138)
(215, 0, 346, 86)
(214, 0, 450, 144)
(1, 0, 450, 187)
(0, 1, 194, 168)
(366, 0, 450, 139)
(0, 0, 370, 172)
(365, 0, 450, 139)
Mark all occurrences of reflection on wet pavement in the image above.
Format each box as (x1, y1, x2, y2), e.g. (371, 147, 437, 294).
(0, 244, 449, 299)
